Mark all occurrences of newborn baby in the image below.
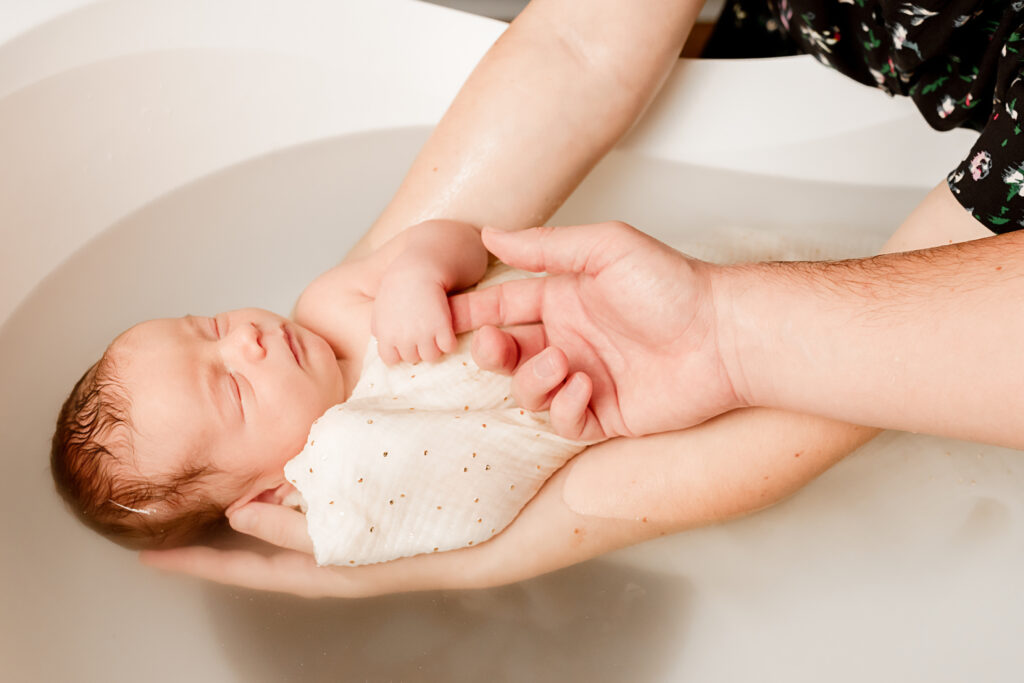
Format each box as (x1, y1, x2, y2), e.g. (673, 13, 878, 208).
(51, 220, 589, 563)
(285, 267, 590, 566)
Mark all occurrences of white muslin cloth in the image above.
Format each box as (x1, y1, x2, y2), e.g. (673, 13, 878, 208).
(283, 267, 592, 566)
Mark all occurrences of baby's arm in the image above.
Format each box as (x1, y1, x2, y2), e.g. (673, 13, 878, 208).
(294, 219, 488, 363)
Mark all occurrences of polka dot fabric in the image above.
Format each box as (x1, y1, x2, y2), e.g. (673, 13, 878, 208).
(284, 267, 594, 566)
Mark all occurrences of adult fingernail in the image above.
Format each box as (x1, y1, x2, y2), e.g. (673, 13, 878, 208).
(535, 352, 556, 378)
(230, 509, 253, 531)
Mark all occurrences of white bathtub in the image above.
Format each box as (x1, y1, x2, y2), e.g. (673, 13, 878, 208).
(3, 1, 1023, 681)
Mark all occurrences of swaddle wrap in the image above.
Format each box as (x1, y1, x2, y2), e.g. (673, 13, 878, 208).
(283, 266, 592, 566)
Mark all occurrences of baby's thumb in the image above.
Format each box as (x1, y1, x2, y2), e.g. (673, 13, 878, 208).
(481, 223, 622, 275)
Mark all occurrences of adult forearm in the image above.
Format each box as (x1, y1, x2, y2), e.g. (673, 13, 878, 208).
(349, 0, 698, 258)
(462, 409, 878, 590)
(717, 229, 1024, 448)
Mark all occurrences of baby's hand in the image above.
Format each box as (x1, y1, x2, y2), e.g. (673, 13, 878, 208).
(372, 269, 458, 365)
(367, 218, 488, 365)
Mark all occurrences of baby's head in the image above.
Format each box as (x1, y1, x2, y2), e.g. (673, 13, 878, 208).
(51, 308, 346, 549)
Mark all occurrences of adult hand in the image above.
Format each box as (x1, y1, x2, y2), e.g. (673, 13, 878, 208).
(136, 451, 675, 598)
(449, 222, 742, 441)
(139, 502, 495, 598)
(138, 407, 869, 598)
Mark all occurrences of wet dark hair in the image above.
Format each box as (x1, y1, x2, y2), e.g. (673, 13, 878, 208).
(50, 351, 228, 550)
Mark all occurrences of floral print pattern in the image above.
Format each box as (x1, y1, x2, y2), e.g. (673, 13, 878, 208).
(969, 151, 992, 180)
(711, 0, 1024, 233)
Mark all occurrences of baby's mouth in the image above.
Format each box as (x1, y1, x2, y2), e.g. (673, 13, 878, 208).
(282, 325, 303, 368)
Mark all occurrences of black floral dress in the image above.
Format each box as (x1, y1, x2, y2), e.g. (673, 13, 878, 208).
(705, 0, 1024, 233)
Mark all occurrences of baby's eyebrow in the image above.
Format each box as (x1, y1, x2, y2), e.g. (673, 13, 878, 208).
(185, 315, 212, 340)
(186, 316, 229, 424)
(201, 353, 231, 426)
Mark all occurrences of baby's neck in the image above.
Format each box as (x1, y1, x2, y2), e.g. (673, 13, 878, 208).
(336, 355, 361, 403)
(293, 296, 374, 405)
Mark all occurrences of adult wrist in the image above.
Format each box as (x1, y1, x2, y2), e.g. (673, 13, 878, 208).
(706, 260, 779, 412)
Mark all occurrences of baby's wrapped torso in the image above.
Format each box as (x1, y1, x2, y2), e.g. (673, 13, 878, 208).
(284, 267, 590, 566)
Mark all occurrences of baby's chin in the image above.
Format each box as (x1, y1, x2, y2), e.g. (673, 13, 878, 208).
(293, 322, 348, 403)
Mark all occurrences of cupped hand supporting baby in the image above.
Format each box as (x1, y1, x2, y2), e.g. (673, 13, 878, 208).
(450, 222, 743, 442)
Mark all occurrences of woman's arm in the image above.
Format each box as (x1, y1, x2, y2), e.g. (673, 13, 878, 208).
(139, 408, 873, 597)
(344, 0, 702, 259)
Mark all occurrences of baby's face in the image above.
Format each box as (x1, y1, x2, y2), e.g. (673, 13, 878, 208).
(112, 308, 346, 509)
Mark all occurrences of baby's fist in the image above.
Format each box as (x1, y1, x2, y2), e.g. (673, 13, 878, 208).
(372, 278, 457, 365)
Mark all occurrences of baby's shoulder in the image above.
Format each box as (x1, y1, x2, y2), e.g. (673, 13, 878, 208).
(293, 261, 373, 358)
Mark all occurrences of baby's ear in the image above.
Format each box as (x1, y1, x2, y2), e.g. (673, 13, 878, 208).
(256, 481, 298, 505)
(226, 482, 297, 515)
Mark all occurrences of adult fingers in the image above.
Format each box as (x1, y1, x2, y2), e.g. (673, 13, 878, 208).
(548, 372, 606, 441)
(480, 223, 636, 275)
(449, 277, 546, 333)
(511, 346, 570, 411)
(141, 546, 326, 598)
(228, 502, 314, 555)
(470, 324, 548, 375)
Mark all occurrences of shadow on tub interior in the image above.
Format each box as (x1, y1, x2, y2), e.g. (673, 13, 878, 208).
(204, 559, 692, 682)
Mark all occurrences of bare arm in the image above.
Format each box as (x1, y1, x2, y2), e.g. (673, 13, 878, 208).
(295, 219, 488, 364)
(345, 0, 701, 259)
(141, 408, 871, 596)
(717, 182, 1016, 447)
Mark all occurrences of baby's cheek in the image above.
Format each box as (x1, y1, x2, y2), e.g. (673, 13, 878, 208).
(282, 397, 330, 449)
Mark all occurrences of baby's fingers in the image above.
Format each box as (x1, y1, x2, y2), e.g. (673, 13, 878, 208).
(417, 339, 443, 363)
(397, 342, 422, 365)
(378, 344, 401, 366)
(229, 502, 314, 555)
(436, 327, 457, 354)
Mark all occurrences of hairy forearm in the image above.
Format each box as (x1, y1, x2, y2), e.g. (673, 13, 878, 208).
(348, 0, 698, 259)
(717, 216, 1021, 447)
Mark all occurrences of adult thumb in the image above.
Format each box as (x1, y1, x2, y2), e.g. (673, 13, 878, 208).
(481, 222, 634, 275)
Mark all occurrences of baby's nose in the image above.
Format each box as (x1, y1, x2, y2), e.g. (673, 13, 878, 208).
(225, 322, 266, 362)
